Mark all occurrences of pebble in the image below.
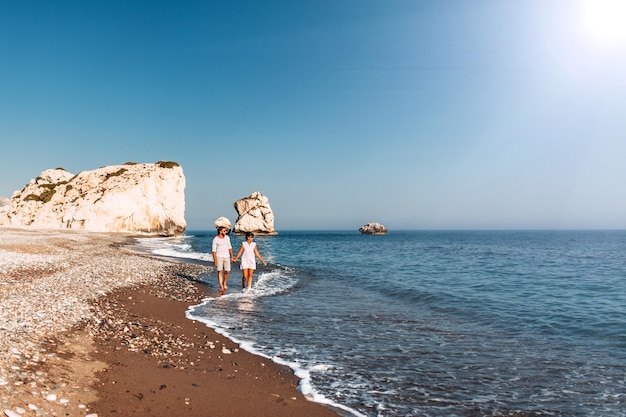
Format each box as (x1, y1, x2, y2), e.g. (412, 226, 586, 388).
(3, 410, 20, 417)
(0, 229, 210, 415)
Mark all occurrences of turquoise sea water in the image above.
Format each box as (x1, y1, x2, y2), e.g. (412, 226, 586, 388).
(136, 230, 626, 417)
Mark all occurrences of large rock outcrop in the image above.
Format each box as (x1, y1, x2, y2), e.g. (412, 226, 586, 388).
(213, 217, 232, 233)
(359, 222, 388, 235)
(233, 191, 277, 235)
(0, 161, 186, 236)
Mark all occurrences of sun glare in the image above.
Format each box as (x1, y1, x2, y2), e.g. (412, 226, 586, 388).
(580, 0, 626, 46)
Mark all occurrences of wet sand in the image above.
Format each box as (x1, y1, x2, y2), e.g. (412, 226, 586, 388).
(0, 228, 341, 417)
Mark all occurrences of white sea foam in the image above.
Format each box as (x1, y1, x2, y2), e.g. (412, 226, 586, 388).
(270, 356, 368, 417)
(310, 364, 335, 372)
(153, 247, 213, 261)
(135, 236, 214, 262)
(185, 268, 367, 417)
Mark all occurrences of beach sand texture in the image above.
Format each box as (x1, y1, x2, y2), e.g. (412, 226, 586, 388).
(0, 228, 340, 417)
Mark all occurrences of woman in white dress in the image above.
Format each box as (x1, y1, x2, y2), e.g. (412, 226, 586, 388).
(233, 232, 267, 289)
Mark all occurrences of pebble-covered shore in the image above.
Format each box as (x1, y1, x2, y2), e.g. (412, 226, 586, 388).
(0, 228, 211, 417)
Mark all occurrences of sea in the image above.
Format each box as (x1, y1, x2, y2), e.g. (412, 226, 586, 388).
(134, 230, 626, 417)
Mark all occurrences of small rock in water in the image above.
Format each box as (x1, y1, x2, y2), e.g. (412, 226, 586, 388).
(221, 348, 232, 354)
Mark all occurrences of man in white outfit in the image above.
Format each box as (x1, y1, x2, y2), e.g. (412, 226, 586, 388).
(212, 227, 234, 291)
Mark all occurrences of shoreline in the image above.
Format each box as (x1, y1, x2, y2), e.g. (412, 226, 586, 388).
(0, 228, 342, 417)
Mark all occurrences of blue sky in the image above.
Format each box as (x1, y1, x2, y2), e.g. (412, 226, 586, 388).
(1, 0, 626, 230)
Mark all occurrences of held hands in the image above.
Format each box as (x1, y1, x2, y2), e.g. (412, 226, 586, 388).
(230, 256, 267, 265)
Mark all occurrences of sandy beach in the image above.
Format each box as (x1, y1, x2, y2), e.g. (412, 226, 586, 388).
(0, 228, 341, 417)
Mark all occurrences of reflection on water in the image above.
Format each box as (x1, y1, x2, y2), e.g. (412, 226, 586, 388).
(237, 291, 257, 313)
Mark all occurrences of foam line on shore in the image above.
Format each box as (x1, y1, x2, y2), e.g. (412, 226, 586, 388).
(186, 295, 366, 417)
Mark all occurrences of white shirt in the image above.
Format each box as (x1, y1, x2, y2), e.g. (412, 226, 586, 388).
(212, 235, 232, 257)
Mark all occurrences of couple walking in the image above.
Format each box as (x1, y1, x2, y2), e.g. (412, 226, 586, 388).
(211, 227, 267, 292)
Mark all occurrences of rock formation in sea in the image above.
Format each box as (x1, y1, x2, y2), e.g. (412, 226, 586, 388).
(359, 222, 388, 235)
(0, 161, 186, 236)
(213, 216, 232, 233)
(233, 191, 277, 235)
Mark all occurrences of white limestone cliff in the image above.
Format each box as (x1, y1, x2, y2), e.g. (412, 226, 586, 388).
(233, 191, 277, 235)
(0, 161, 186, 236)
(0, 196, 9, 216)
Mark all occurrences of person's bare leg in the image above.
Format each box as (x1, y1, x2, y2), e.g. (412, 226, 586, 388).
(247, 270, 254, 289)
(218, 271, 224, 291)
(241, 269, 251, 289)
(223, 270, 230, 290)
